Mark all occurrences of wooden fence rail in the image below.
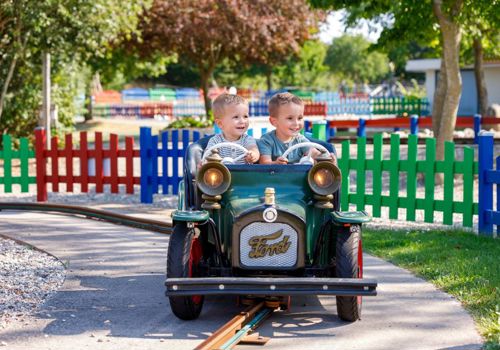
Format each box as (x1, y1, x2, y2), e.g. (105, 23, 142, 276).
(303, 114, 499, 143)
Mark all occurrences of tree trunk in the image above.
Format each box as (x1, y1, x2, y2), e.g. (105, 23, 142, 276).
(200, 69, 213, 121)
(265, 67, 272, 91)
(433, 0, 462, 163)
(473, 36, 488, 116)
(432, 58, 447, 137)
(83, 86, 93, 122)
(0, 52, 18, 122)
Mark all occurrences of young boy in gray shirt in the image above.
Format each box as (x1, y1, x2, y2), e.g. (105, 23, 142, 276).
(203, 93, 260, 164)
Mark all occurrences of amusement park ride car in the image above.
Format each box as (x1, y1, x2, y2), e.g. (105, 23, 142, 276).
(165, 136, 377, 321)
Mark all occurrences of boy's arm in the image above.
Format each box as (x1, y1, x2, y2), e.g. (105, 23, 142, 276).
(245, 145, 260, 163)
(202, 137, 217, 164)
(257, 136, 287, 164)
(259, 154, 288, 164)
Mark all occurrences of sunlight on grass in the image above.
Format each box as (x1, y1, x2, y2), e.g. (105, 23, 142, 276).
(364, 228, 500, 349)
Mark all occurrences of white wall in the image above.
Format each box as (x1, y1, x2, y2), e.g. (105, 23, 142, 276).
(425, 70, 436, 109)
(484, 67, 500, 107)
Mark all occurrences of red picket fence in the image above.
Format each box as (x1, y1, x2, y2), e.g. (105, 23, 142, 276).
(34, 129, 140, 202)
(304, 102, 327, 117)
(94, 90, 122, 104)
(139, 103, 173, 118)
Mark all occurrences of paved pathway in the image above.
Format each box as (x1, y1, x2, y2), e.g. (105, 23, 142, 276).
(0, 211, 483, 349)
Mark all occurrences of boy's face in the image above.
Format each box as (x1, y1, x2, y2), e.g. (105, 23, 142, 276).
(215, 103, 250, 141)
(269, 103, 304, 142)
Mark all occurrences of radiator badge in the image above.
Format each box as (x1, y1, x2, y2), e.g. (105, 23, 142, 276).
(248, 229, 291, 258)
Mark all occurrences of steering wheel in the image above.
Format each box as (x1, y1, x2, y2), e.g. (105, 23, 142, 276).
(281, 142, 329, 164)
(202, 142, 249, 164)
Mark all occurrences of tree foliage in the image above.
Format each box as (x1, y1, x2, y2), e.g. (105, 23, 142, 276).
(0, 0, 150, 135)
(274, 40, 329, 88)
(137, 0, 323, 116)
(324, 34, 389, 84)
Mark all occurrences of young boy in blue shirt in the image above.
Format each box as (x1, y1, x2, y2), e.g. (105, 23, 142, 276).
(258, 92, 336, 164)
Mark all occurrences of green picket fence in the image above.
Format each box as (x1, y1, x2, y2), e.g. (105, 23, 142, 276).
(370, 97, 430, 116)
(338, 133, 478, 227)
(0, 134, 36, 193)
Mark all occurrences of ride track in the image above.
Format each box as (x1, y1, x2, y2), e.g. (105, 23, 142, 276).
(0, 202, 281, 349)
(0, 202, 173, 234)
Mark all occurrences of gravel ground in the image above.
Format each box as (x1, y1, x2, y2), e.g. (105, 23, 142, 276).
(0, 237, 65, 332)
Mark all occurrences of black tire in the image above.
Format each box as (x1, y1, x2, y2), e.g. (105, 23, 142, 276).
(167, 222, 204, 320)
(335, 224, 362, 322)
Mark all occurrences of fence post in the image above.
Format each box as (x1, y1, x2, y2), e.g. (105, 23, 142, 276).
(410, 114, 419, 135)
(304, 120, 312, 133)
(497, 156, 500, 236)
(357, 118, 366, 137)
(478, 132, 494, 235)
(473, 114, 481, 144)
(140, 127, 153, 203)
(2, 134, 12, 193)
(34, 127, 47, 202)
(326, 120, 336, 139)
(312, 120, 327, 141)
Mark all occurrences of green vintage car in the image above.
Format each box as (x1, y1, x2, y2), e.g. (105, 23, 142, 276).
(165, 137, 377, 321)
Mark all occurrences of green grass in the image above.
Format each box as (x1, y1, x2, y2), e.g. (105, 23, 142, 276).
(364, 228, 500, 349)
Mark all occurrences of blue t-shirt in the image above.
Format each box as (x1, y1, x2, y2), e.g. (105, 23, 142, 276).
(257, 130, 310, 163)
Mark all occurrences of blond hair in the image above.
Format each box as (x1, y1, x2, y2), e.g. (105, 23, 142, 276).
(268, 92, 304, 117)
(212, 93, 248, 119)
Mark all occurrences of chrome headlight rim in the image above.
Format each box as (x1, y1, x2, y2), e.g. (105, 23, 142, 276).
(196, 162, 231, 196)
(307, 162, 341, 196)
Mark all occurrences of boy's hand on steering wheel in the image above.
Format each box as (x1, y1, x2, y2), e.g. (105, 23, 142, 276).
(275, 156, 288, 165)
(330, 153, 338, 166)
(245, 150, 259, 164)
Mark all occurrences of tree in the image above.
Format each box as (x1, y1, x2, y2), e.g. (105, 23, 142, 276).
(137, 0, 322, 117)
(461, 2, 500, 116)
(274, 40, 329, 88)
(309, 0, 500, 163)
(324, 34, 390, 84)
(0, 0, 150, 132)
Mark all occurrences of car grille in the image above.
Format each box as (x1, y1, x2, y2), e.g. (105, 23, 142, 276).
(239, 222, 298, 268)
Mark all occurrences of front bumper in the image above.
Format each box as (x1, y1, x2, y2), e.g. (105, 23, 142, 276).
(165, 277, 377, 297)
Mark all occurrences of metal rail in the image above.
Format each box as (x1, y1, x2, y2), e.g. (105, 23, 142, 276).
(0, 202, 173, 234)
(195, 301, 275, 350)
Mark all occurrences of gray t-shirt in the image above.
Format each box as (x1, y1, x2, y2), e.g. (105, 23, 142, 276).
(204, 134, 257, 164)
(257, 130, 309, 163)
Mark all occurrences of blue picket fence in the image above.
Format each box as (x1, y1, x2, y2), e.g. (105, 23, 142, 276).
(140, 128, 201, 203)
(478, 133, 500, 236)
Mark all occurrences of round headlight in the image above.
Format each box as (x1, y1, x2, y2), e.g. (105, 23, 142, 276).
(313, 168, 334, 189)
(203, 168, 223, 188)
(196, 162, 231, 196)
(308, 162, 341, 196)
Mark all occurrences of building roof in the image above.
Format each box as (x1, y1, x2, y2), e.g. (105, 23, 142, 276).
(406, 59, 441, 72)
(406, 58, 500, 72)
